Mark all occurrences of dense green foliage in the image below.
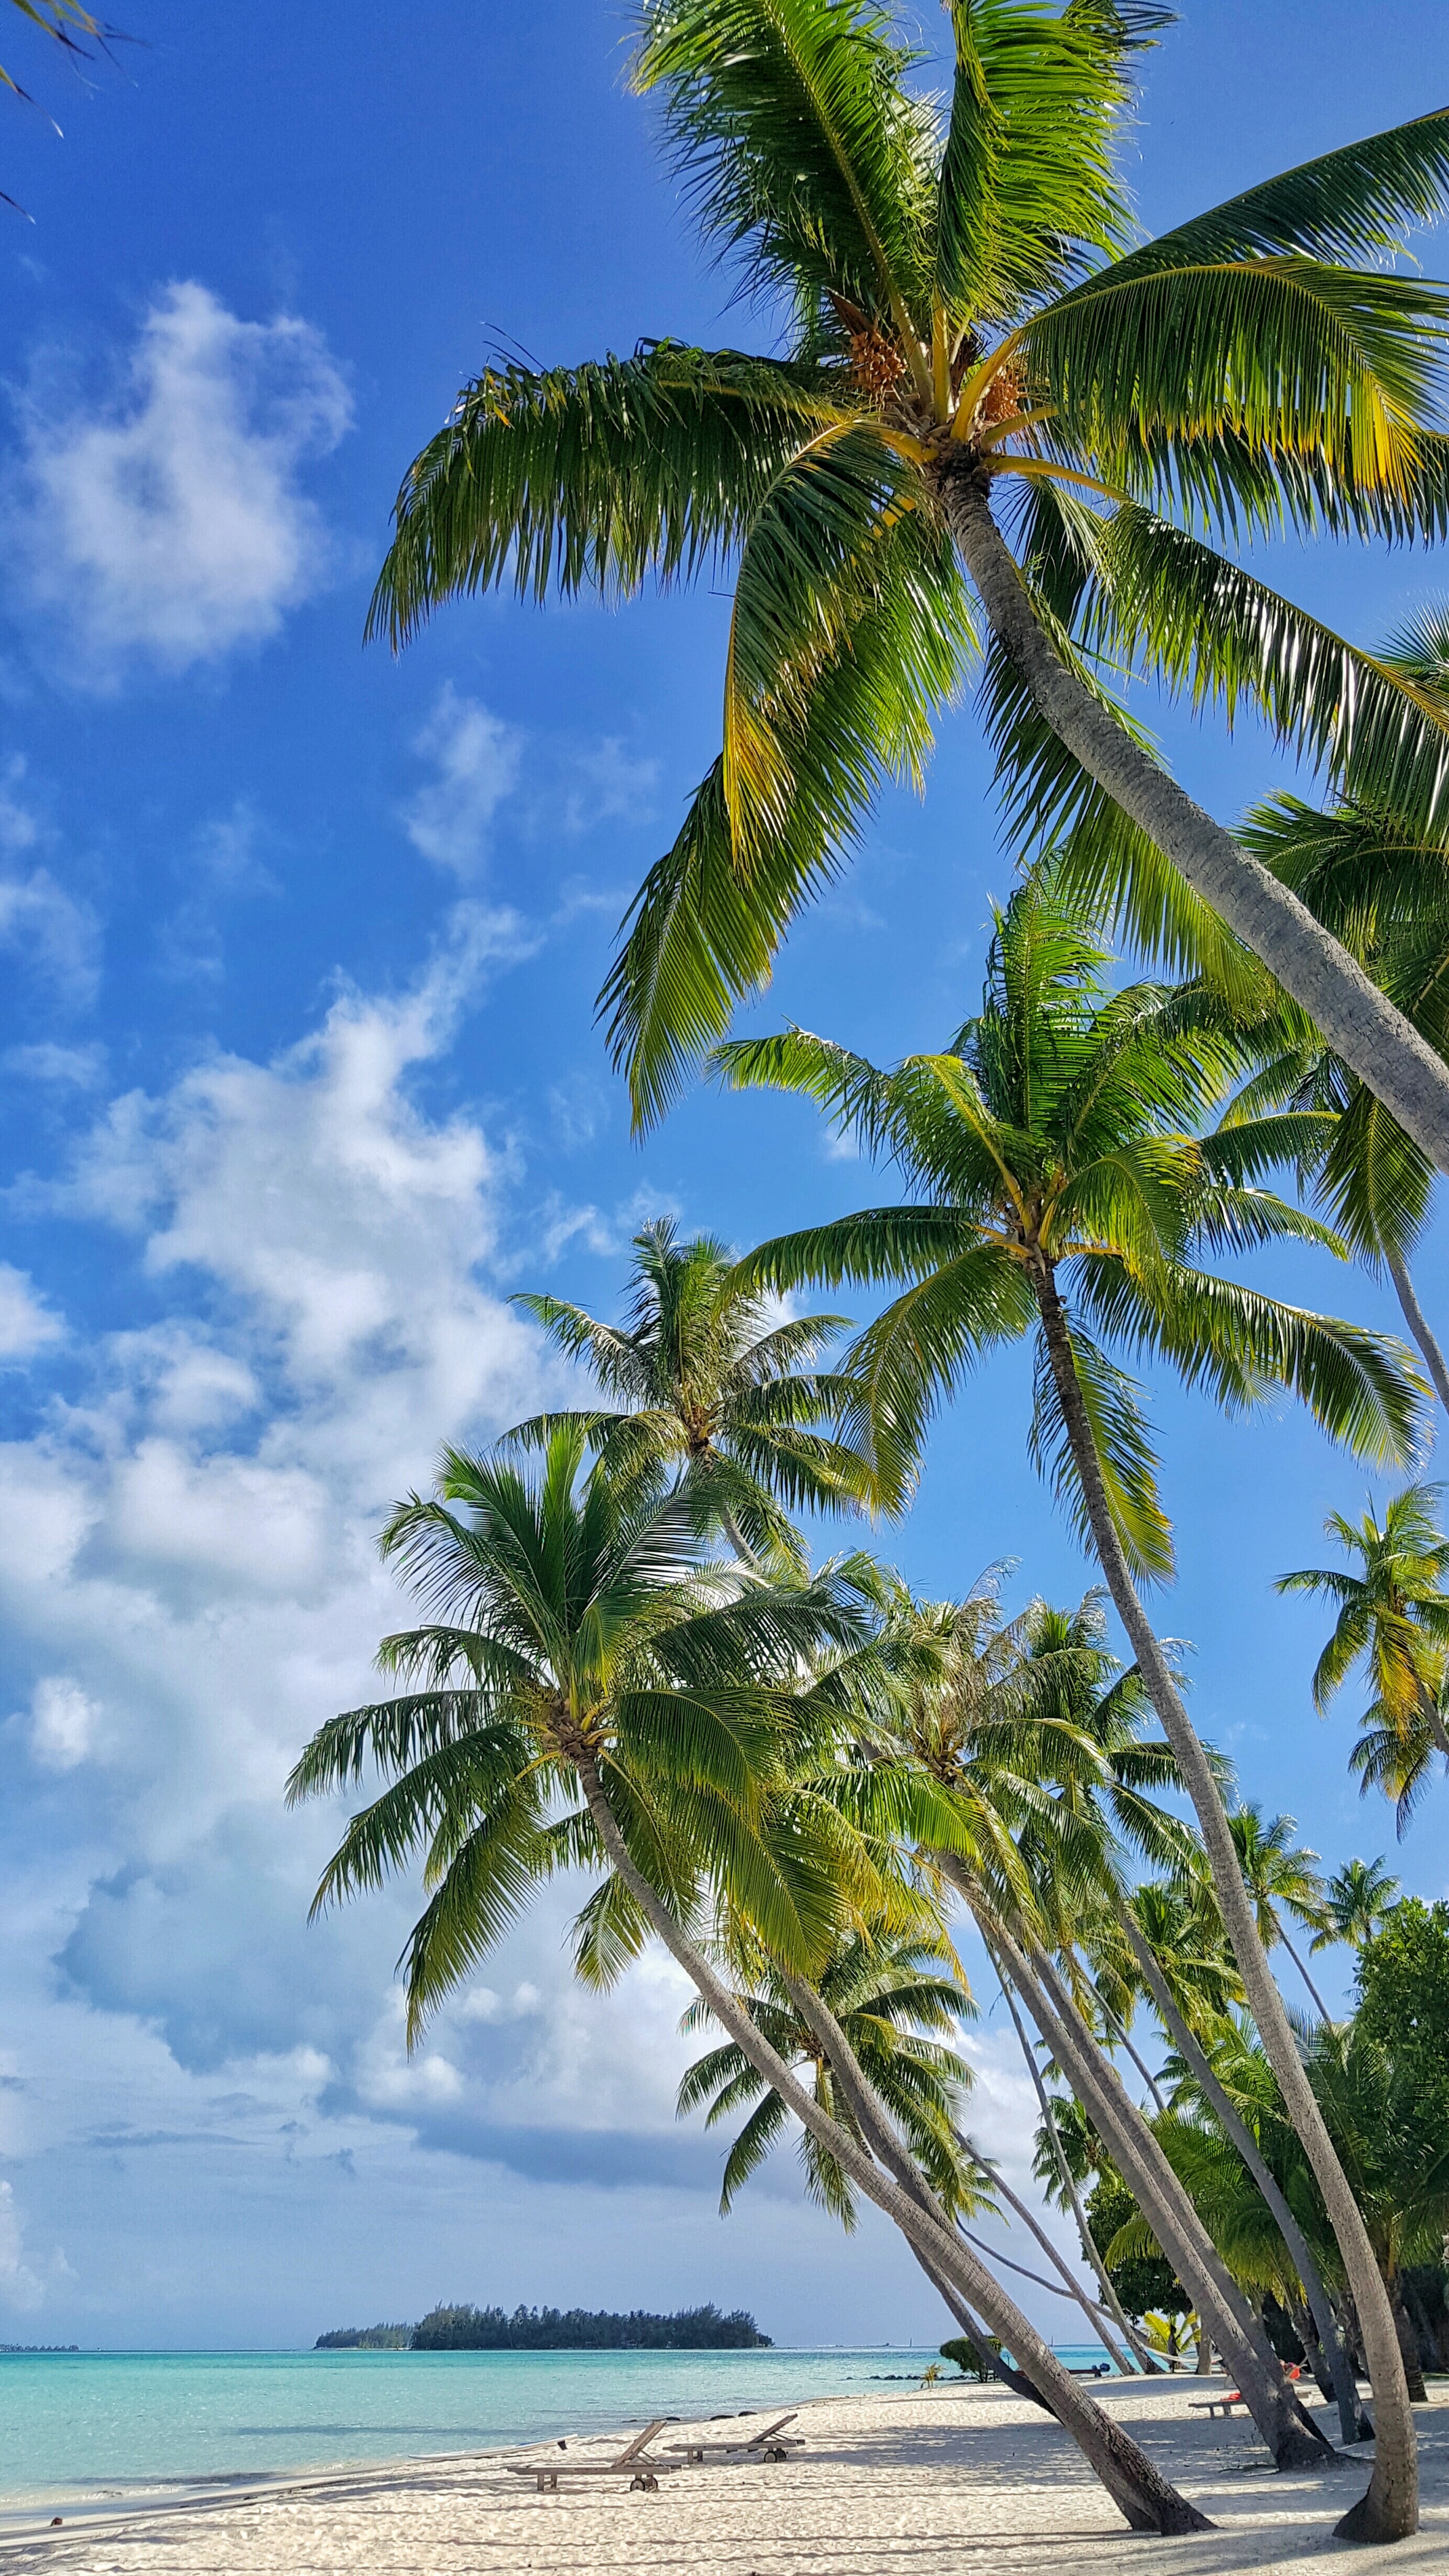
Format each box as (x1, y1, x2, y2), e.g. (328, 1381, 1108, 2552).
(410, 2302, 771, 2350)
(1355, 1901, 1449, 2150)
(313, 2325, 412, 2351)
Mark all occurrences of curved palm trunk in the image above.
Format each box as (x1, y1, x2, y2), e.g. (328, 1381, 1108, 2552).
(981, 1905, 1332, 2471)
(991, 1951, 1150, 2374)
(574, 1761, 1213, 2535)
(941, 470, 1449, 1183)
(913, 2246, 1052, 2408)
(974, 2142, 1149, 2368)
(776, 1966, 1190, 2532)
(1385, 1246, 1449, 1425)
(1115, 1898, 1366, 2445)
(1033, 1261, 1419, 2541)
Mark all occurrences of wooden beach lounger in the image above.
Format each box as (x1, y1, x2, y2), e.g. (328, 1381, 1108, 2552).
(1190, 2367, 1306, 2422)
(506, 2418, 683, 2492)
(661, 2410, 804, 2464)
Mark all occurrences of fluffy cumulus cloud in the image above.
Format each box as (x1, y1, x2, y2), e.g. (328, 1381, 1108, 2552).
(11, 282, 351, 678)
(0, 923, 1072, 2345)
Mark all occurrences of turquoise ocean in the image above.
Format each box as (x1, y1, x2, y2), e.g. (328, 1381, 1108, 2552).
(0, 2343, 1112, 2522)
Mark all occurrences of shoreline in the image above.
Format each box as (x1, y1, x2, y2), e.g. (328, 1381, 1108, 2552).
(0, 2379, 1444, 2574)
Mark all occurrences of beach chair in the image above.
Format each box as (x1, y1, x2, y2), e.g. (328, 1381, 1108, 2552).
(661, 2410, 804, 2464)
(505, 2417, 683, 2492)
(1188, 2389, 1244, 2419)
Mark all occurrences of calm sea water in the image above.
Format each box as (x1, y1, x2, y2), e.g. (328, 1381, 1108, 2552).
(0, 2342, 1112, 2517)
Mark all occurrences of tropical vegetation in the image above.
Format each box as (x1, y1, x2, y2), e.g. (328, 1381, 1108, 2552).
(286, 0, 1449, 2552)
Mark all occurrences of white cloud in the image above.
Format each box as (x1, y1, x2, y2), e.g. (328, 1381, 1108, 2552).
(556, 737, 658, 835)
(0, 1262, 63, 1359)
(29, 1676, 100, 1772)
(403, 685, 522, 876)
(0, 2180, 43, 2312)
(12, 281, 352, 677)
(2, 1040, 107, 1086)
(0, 911, 548, 1873)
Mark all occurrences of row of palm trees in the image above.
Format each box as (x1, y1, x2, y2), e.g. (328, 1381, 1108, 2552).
(288, 1165, 1446, 2539)
(333, 1, 1449, 2541)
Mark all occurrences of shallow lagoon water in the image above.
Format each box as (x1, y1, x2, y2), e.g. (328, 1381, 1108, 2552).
(0, 2342, 1112, 2514)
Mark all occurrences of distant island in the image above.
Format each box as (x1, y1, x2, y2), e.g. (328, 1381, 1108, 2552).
(0, 2344, 80, 2354)
(316, 2302, 771, 2351)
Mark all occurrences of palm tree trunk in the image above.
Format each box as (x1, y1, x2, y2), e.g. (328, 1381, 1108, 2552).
(911, 2245, 1051, 2409)
(1276, 1926, 1334, 2025)
(982, 1905, 1332, 2471)
(775, 1964, 1194, 2531)
(1390, 2282, 1429, 2406)
(1077, 1960, 1167, 2111)
(574, 1758, 1213, 2535)
(1415, 1672, 1449, 1764)
(1115, 1897, 1366, 2446)
(971, 2148, 1143, 2365)
(1033, 1258, 1419, 2541)
(991, 1949, 1150, 2374)
(1385, 1245, 1449, 1420)
(941, 468, 1449, 1183)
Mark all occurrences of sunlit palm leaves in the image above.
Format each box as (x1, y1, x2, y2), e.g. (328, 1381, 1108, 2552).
(507, 1214, 884, 1565)
(676, 1917, 978, 2222)
(370, 0, 1449, 1129)
(287, 1423, 894, 2036)
(718, 873, 1423, 1579)
(1278, 1484, 1449, 1831)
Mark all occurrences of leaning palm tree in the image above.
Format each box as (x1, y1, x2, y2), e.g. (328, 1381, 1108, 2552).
(508, 1216, 881, 1568)
(1277, 1485, 1449, 1826)
(678, 1915, 976, 2221)
(286, 1425, 1209, 2535)
(719, 871, 1427, 2537)
(1316, 1857, 1402, 1955)
(372, 1, 1449, 1181)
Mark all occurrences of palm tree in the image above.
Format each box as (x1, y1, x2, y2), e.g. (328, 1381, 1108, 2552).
(508, 1216, 881, 1569)
(286, 1426, 1209, 2535)
(1219, 1806, 1333, 2023)
(1316, 1857, 1402, 1955)
(868, 1576, 1335, 2460)
(719, 872, 1427, 2537)
(988, 1611, 1366, 2442)
(677, 1914, 977, 2222)
(1217, 788, 1449, 1414)
(1277, 1485, 1449, 1824)
(370, 1, 1449, 1181)
(678, 1913, 1077, 2404)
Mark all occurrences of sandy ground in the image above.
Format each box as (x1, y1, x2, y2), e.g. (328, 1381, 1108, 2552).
(3, 2378, 1446, 2575)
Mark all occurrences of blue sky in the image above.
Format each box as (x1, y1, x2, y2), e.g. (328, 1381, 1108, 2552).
(0, 0, 1447, 2352)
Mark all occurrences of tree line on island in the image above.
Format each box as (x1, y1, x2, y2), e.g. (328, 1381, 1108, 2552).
(315, 2302, 771, 2352)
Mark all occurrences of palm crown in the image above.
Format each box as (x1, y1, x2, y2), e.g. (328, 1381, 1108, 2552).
(508, 1216, 882, 1569)
(1277, 1482, 1449, 1831)
(676, 1914, 980, 2223)
(719, 873, 1423, 1578)
(370, 0, 1449, 1160)
(286, 1424, 894, 2031)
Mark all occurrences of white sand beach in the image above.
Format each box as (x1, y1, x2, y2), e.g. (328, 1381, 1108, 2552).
(5, 2379, 1446, 2576)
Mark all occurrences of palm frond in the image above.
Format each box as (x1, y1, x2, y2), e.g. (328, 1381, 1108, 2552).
(369, 343, 845, 646)
(632, 0, 937, 366)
